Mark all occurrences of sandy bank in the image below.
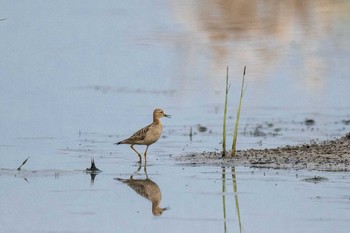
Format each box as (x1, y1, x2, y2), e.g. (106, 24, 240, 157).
(176, 133, 350, 172)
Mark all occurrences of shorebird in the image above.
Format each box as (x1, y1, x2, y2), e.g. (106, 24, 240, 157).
(115, 108, 171, 162)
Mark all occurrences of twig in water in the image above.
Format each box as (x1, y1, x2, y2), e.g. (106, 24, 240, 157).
(86, 158, 101, 172)
(189, 127, 193, 141)
(86, 158, 101, 186)
(17, 157, 29, 171)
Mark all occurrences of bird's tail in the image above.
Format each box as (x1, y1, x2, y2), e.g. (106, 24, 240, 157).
(114, 141, 123, 145)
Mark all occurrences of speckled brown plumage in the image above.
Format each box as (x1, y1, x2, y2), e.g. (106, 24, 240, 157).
(115, 109, 171, 162)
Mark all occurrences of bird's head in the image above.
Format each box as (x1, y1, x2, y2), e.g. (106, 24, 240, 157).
(154, 109, 171, 119)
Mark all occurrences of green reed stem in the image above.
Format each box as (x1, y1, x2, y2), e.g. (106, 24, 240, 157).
(231, 66, 246, 157)
(222, 66, 229, 157)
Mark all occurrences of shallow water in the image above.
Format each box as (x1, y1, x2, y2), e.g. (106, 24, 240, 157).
(1, 161, 350, 233)
(1, 1, 350, 232)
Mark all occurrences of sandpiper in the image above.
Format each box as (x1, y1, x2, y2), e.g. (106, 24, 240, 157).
(115, 109, 171, 162)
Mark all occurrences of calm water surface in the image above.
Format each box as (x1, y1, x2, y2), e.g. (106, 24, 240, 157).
(1, 1, 350, 232)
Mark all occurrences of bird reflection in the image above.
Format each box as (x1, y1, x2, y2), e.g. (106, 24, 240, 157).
(115, 164, 168, 216)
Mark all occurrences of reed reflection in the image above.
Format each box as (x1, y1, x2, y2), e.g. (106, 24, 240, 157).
(115, 163, 168, 216)
(221, 165, 243, 233)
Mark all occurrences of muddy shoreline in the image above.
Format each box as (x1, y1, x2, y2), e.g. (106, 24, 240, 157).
(176, 133, 350, 172)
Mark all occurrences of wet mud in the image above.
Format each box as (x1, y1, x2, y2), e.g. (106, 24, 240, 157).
(177, 133, 350, 172)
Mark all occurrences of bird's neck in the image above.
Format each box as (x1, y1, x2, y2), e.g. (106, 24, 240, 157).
(153, 118, 161, 125)
(152, 201, 161, 214)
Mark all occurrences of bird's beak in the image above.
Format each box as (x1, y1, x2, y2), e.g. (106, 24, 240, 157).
(164, 114, 172, 118)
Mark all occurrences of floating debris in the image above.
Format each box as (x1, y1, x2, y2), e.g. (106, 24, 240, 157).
(253, 125, 266, 137)
(189, 127, 193, 141)
(85, 158, 101, 187)
(342, 119, 350, 125)
(303, 176, 328, 183)
(305, 118, 315, 126)
(85, 158, 101, 173)
(197, 125, 207, 132)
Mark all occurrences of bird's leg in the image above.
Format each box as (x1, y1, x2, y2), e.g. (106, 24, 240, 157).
(144, 162, 148, 179)
(144, 145, 149, 156)
(131, 163, 142, 178)
(144, 145, 149, 162)
(130, 145, 142, 163)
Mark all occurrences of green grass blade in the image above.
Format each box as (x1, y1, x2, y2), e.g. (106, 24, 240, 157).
(222, 66, 229, 157)
(231, 66, 246, 157)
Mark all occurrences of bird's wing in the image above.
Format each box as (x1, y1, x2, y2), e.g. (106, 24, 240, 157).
(127, 182, 149, 199)
(127, 124, 151, 142)
(116, 178, 149, 198)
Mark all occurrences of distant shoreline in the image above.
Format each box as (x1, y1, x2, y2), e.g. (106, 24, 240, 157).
(176, 133, 350, 172)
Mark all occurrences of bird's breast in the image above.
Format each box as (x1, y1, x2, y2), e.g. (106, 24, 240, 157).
(144, 124, 162, 145)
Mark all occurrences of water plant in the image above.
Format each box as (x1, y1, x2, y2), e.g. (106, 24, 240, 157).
(231, 66, 246, 157)
(222, 66, 247, 158)
(222, 66, 229, 157)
